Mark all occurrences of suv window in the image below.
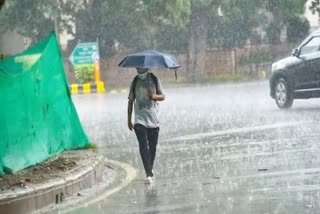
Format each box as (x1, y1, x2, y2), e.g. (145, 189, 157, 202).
(300, 36, 320, 56)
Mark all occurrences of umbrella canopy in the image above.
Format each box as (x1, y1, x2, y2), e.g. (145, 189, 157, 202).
(118, 50, 181, 69)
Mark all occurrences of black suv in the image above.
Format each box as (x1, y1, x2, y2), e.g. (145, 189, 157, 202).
(270, 30, 320, 108)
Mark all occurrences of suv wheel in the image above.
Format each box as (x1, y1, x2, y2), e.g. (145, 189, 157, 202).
(274, 78, 293, 108)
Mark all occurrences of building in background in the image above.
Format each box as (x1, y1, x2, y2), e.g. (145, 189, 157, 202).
(305, 0, 319, 32)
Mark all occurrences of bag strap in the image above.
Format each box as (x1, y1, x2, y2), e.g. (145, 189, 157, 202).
(131, 73, 159, 98)
(149, 73, 160, 94)
(131, 75, 139, 99)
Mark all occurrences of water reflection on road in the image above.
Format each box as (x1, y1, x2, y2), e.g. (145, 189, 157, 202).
(68, 81, 320, 213)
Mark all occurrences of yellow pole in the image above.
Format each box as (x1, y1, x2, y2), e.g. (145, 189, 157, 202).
(94, 61, 101, 82)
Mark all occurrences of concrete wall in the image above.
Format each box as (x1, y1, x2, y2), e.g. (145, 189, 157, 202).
(80, 43, 290, 88)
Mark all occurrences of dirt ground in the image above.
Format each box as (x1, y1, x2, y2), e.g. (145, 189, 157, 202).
(0, 151, 87, 191)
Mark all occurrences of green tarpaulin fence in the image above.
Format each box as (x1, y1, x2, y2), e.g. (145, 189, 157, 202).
(0, 32, 89, 175)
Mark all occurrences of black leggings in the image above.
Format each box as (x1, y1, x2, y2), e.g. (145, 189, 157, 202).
(134, 124, 159, 177)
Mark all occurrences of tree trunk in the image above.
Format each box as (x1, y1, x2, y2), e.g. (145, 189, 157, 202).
(187, 8, 208, 82)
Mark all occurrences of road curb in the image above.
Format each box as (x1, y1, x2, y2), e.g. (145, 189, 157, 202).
(0, 151, 105, 214)
(60, 159, 138, 213)
(69, 83, 128, 95)
(82, 159, 137, 205)
(69, 81, 105, 94)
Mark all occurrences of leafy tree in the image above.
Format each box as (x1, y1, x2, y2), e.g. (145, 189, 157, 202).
(155, 25, 189, 52)
(287, 15, 310, 44)
(69, 0, 190, 56)
(310, 0, 320, 13)
(97, 0, 152, 53)
(140, 0, 190, 49)
(0, 0, 148, 55)
(309, 0, 320, 27)
(186, 0, 262, 81)
(0, 0, 308, 82)
(185, 0, 220, 81)
(263, 0, 307, 44)
(209, 0, 260, 49)
(0, 0, 77, 44)
(0, 0, 189, 55)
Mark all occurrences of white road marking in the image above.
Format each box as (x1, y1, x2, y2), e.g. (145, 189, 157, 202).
(164, 122, 302, 142)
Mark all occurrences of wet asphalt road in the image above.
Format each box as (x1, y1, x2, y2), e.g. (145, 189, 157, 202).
(67, 81, 320, 214)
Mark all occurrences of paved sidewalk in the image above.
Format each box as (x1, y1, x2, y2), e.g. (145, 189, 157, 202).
(0, 150, 109, 214)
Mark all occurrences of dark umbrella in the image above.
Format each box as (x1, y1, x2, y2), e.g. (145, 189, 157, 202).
(118, 50, 181, 79)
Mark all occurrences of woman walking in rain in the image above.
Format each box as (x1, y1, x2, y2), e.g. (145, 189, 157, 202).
(127, 68, 165, 184)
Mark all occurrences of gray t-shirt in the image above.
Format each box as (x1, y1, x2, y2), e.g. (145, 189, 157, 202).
(128, 73, 163, 128)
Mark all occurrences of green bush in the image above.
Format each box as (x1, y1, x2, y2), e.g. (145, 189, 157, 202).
(75, 64, 94, 84)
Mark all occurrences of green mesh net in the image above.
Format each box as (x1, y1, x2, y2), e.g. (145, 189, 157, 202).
(0, 32, 89, 175)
